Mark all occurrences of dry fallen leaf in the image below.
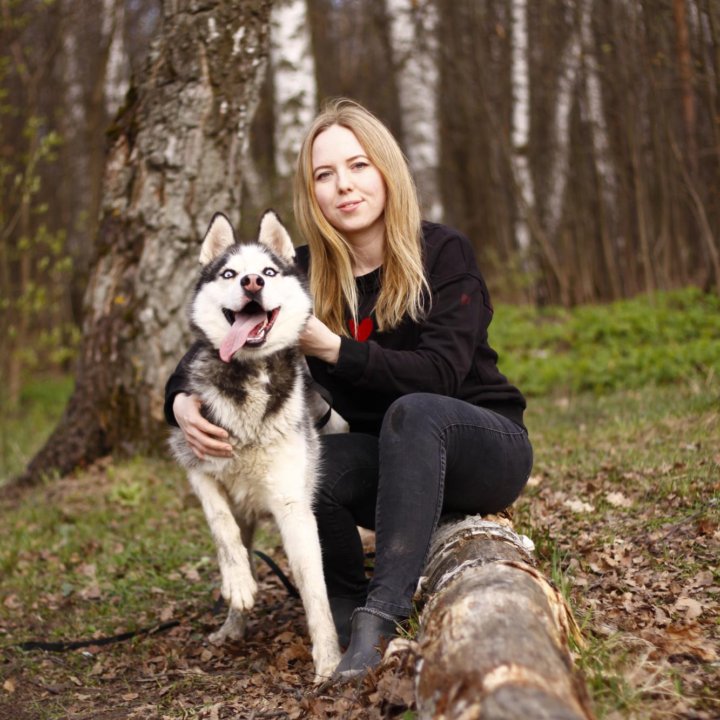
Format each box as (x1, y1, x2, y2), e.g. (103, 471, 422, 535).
(564, 499, 594, 513)
(643, 624, 718, 662)
(183, 567, 201, 582)
(674, 596, 703, 620)
(79, 583, 102, 600)
(3, 678, 16, 694)
(689, 570, 714, 588)
(79, 563, 97, 579)
(606, 491, 633, 508)
(3, 594, 21, 610)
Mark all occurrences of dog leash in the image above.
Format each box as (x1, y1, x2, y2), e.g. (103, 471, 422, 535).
(15, 620, 182, 652)
(14, 551, 299, 653)
(254, 549, 299, 598)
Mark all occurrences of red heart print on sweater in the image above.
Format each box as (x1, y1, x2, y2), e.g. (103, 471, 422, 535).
(348, 317, 374, 342)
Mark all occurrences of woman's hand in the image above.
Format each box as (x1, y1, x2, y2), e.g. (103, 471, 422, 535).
(173, 393, 233, 459)
(299, 315, 342, 365)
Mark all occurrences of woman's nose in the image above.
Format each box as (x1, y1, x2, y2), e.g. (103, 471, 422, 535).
(336, 168, 353, 192)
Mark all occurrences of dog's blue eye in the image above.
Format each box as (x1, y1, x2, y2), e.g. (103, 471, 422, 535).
(221, 269, 236, 279)
(263, 268, 277, 277)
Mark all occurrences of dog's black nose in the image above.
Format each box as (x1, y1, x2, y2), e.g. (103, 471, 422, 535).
(241, 274, 265, 295)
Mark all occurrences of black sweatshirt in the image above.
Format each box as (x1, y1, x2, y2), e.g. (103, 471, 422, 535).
(164, 221, 526, 433)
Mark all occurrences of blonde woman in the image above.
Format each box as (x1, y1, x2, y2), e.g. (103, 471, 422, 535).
(166, 99, 533, 680)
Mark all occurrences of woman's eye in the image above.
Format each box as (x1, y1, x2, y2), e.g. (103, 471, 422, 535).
(263, 267, 277, 277)
(314, 171, 331, 182)
(221, 269, 236, 279)
(352, 161, 368, 170)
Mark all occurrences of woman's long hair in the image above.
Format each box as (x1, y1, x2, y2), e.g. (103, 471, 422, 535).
(293, 98, 428, 336)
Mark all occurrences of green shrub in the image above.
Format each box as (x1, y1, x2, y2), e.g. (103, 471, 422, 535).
(491, 288, 720, 396)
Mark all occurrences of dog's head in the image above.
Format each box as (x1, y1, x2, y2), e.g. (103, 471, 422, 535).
(191, 211, 311, 362)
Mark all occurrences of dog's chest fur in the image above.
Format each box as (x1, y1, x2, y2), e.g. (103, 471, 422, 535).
(170, 344, 313, 502)
(193, 345, 301, 436)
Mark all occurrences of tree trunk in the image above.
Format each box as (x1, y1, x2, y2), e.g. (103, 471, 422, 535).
(510, 0, 533, 256)
(415, 516, 595, 720)
(580, 0, 622, 301)
(387, 0, 442, 221)
(101, 0, 130, 119)
(545, 6, 580, 242)
(270, 0, 316, 179)
(16, 0, 273, 487)
(673, 0, 697, 174)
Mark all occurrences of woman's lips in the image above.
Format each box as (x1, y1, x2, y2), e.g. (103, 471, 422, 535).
(337, 200, 362, 212)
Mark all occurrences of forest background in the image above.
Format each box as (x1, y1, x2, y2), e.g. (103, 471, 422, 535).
(0, 1, 718, 719)
(2, 0, 719, 415)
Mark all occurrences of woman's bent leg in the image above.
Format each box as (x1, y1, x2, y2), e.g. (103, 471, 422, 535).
(365, 393, 533, 618)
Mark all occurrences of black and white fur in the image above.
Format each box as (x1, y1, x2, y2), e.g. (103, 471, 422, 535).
(169, 211, 341, 682)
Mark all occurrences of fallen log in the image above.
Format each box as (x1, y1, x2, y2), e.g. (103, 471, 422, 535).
(413, 515, 595, 720)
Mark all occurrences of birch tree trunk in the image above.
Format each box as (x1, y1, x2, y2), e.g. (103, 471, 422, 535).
(58, 3, 91, 320)
(17, 0, 273, 486)
(579, 0, 622, 300)
(509, 0, 567, 303)
(415, 516, 595, 720)
(510, 0, 533, 255)
(85, 0, 132, 287)
(387, 0, 442, 221)
(101, 0, 130, 118)
(270, 0, 316, 180)
(545, 5, 581, 241)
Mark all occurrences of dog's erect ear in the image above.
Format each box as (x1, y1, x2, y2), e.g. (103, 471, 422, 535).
(258, 210, 295, 262)
(199, 213, 236, 265)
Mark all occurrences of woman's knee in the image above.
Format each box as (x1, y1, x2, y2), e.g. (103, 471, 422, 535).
(381, 393, 441, 440)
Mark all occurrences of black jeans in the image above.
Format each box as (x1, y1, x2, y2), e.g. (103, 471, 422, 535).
(315, 393, 533, 618)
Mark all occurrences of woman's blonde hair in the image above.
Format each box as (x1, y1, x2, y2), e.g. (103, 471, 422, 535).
(293, 98, 428, 336)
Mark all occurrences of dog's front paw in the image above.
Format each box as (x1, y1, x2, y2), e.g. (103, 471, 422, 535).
(221, 566, 258, 611)
(312, 642, 343, 684)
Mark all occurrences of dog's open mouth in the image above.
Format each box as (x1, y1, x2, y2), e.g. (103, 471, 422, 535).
(219, 302, 280, 361)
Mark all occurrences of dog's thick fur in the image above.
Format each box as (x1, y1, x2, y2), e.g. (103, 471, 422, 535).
(169, 211, 341, 682)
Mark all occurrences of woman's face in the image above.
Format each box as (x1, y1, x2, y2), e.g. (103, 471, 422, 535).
(311, 124, 387, 244)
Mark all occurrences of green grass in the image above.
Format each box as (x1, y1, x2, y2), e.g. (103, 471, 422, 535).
(0, 373, 74, 485)
(1, 456, 283, 641)
(1, 457, 214, 640)
(492, 287, 720, 396)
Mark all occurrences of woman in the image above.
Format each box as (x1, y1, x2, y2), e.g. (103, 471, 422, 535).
(166, 99, 533, 680)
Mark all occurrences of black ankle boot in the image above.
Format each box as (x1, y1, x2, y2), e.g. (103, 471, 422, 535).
(332, 608, 399, 681)
(329, 597, 363, 649)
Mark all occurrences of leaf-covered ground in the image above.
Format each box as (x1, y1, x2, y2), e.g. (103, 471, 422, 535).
(1, 381, 718, 719)
(513, 386, 719, 718)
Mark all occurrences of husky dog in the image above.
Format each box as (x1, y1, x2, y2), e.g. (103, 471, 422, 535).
(169, 211, 341, 682)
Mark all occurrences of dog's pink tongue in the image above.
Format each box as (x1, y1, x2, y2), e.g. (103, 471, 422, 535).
(219, 312, 266, 362)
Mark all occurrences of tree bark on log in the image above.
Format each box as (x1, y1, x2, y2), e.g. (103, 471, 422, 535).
(415, 516, 595, 720)
(16, 0, 273, 487)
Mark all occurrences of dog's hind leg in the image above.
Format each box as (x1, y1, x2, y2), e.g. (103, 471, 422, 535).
(266, 481, 341, 682)
(188, 472, 258, 627)
(209, 606, 247, 645)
